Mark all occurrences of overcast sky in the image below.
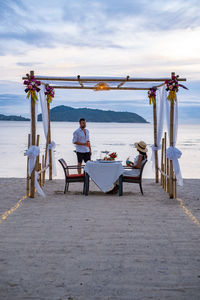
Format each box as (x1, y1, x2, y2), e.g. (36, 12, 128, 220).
(0, 0, 200, 122)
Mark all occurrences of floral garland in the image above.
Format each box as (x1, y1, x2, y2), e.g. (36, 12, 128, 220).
(45, 85, 55, 103)
(24, 75, 41, 103)
(148, 87, 157, 105)
(165, 75, 188, 103)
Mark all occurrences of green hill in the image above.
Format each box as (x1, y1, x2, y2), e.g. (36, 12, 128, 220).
(0, 114, 30, 121)
(38, 105, 148, 123)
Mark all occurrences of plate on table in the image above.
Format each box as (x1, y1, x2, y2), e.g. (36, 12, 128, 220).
(96, 160, 122, 163)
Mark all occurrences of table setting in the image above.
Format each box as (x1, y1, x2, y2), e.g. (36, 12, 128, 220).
(84, 151, 124, 194)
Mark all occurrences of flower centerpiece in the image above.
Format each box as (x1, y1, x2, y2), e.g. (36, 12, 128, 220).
(108, 152, 117, 160)
(24, 74, 41, 103)
(165, 75, 188, 103)
(45, 85, 55, 103)
(148, 87, 157, 105)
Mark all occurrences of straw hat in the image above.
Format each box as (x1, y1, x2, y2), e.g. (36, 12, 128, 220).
(134, 141, 148, 153)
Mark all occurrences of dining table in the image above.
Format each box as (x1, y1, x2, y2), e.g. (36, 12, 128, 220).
(84, 160, 124, 195)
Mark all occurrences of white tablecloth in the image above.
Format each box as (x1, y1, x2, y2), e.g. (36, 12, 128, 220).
(84, 161, 124, 193)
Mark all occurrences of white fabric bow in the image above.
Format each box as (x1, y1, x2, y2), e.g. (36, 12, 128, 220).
(151, 144, 162, 151)
(25, 145, 45, 197)
(26, 145, 40, 175)
(166, 146, 183, 186)
(48, 140, 56, 150)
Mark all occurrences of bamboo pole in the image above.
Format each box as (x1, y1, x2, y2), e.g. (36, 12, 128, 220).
(161, 138, 164, 187)
(30, 70, 36, 198)
(47, 102, 52, 180)
(164, 132, 167, 191)
(169, 72, 175, 198)
(174, 173, 177, 199)
(42, 155, 45, 186)
(22, 76, 187, 82)
(38, 163, 42, 186)
(153, 102, 159, 183)
(26, 134, 30, 196)
(35, 134, 40, 171)
(167, 158, 169, 193)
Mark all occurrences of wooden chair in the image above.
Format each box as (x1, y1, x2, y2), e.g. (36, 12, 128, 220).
(58, 158, 85, 194)
(119, 159, 147, 196)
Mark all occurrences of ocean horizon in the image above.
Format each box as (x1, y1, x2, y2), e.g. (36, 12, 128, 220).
(0, 121, 199, 180)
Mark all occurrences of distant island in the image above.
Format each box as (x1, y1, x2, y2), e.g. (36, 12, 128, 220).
(38, 105, 148, 123)
(0, 114, 30, 121)
(0, 106, 148, 123)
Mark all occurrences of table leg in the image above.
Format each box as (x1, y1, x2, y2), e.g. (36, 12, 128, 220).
(119, 175, 123, 196)
(85, 172, 89, 196)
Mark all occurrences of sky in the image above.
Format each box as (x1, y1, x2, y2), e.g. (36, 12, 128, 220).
(0, 0, 200, 122)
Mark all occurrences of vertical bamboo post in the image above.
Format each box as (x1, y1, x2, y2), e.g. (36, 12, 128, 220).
(153, 101, 159, 183)
(167, 158, 169, 193)
(161, 138, 164, 188)
(42, 155, 45, 186)
(35, 134, 40, 171)
(164, 132, 167, 191)
(38, 163, 42, 187)
(47, 101, 52, 180)
(26, 134, 30, 196)
(44, 140, 48, 183)
(30, 70, 36, 198)
(174, 173, 177, 199)
(169, 72, 175, 198)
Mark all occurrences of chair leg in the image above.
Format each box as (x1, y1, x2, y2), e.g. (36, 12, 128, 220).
(64, 180, 69, 194)
(139, 182, 143, 195)
(64, 180, 67, 194)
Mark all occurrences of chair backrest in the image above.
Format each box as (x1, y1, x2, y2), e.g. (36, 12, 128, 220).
(139, 159, 147, 179)
(58, 158, 69, 176)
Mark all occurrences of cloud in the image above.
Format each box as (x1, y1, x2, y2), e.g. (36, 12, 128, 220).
(0, 0, 200, 119)
(17, 62, 43, 67)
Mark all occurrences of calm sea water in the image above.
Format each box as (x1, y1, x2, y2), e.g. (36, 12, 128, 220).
(0, 121, 199, 179)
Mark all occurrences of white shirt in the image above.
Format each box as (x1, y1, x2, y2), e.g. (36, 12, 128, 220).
(72, 127, 90, 153)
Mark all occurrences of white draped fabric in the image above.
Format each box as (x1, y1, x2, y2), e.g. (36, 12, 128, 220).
(26, 145, 40, 176)
(47, 141, 57, 177)
(151, 86, 166, 167)
(165, 94, 183, 186)
(28, 94, 46, 197)
(25, 145, 45, 197)
(39, 87, 57, 178)
(29, 95, 38, 144)
(39, 85, 48, 139)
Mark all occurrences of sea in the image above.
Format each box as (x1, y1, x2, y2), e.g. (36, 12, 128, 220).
(0, 121, 199, 179)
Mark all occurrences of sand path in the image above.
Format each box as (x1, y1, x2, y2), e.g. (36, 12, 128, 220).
(0, 178, 200, 300)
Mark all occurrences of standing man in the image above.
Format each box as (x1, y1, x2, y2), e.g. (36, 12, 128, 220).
(73, 118, 91, 174)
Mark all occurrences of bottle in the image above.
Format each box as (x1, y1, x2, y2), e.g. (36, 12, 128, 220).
(126, 157, 131, 165)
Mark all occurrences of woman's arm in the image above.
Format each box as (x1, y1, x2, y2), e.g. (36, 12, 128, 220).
(132, 155, 143, 169)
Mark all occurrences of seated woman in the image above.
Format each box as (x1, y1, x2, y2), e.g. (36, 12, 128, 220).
(107, 141, 148, 194)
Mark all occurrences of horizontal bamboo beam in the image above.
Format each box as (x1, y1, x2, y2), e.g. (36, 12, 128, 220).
(22, 76, 187, 82)
(51, 86, 152, 90)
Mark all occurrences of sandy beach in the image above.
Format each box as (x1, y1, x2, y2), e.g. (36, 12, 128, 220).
(0, 178, 200, 300)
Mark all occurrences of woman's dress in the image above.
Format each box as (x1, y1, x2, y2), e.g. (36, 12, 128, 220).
(123, 155, 142, 177)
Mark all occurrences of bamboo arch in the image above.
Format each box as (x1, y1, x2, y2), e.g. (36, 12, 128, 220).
(22, 71, 186, 199)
